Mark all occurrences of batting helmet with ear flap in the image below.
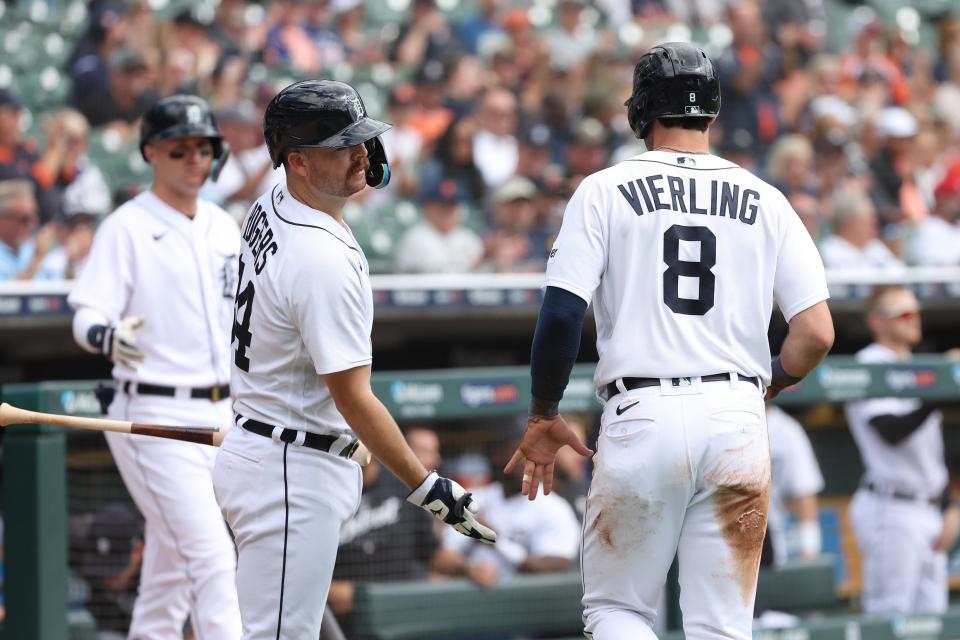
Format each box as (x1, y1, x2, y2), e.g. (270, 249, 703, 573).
(263, 79, 393, 189)
(624, 42, 721, 140)
(139, 94, 226, 162)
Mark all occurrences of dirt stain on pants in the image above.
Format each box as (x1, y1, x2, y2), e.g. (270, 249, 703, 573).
(712, 480, 770, 605)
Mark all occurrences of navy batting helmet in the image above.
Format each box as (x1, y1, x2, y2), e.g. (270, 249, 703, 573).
(139, 94, 226, 162)
(624, 42, 721, 140)
(263, 80, 392, 189)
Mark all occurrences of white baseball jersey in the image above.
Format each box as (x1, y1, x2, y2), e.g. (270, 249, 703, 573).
(230, 183, 373, 435)
(545, 150, 829, 388)
(69, 190, 240, 387)
(845, 343, 947, 497)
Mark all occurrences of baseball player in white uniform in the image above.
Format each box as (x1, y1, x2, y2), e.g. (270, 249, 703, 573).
(69, 95, 242, 639)
(845, 285, 960, 614)
(765, 404, 825, 564)
(211, 79, 496, 640)
(505, 43, 835, 639)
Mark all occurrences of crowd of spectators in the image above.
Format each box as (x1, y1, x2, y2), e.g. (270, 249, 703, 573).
(0, 0, 958, 280)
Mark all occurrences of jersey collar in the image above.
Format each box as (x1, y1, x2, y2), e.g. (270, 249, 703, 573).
(139, 190, 207, 233)
(629, 149, 741, 171)
(270, 182, 358, 249)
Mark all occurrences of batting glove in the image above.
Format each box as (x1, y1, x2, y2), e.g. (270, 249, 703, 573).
(103, 316, 146, 370)
(407, 471, 497, 544)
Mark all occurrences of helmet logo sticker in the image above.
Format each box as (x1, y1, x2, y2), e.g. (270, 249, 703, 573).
(186, 104, 203, 124)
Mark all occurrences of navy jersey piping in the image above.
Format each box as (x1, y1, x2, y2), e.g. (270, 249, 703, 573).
(269, 185, 361, 255)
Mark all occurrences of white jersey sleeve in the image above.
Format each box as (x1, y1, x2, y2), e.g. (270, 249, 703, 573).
(544, 175, 608, 304)
(773, 193, 829, 322)
(68, 211, 135, 322)
(289, 250, 372, 375)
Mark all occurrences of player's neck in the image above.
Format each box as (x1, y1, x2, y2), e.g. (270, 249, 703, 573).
(287, 179, 347, 223)
(647, 127, 710, 155)
(150, 185, 198, 218)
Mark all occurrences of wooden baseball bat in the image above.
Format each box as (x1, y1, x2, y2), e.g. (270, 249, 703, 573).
(0, 402, 372, 465)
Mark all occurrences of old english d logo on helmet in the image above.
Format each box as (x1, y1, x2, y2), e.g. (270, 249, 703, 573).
(139, 94, 226, 162)
(263, 80, 393, 189)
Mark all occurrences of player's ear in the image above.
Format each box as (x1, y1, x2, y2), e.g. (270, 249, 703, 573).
(143, 143, 154, 164)
(284, 149, 310, 178)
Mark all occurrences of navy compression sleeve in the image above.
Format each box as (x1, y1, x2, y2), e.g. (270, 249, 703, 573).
(530, 286, 588, 411)
(868, 403, 938, 445)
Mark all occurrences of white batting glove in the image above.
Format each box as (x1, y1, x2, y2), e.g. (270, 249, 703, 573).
(103, 316, 146, 370)
(407, 471, 497, 544)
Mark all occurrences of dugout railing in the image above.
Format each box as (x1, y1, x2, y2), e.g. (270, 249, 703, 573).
(3, 356, 960, 639)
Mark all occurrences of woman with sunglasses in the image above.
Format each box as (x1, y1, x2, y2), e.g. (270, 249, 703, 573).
(68, 94, 242, 639)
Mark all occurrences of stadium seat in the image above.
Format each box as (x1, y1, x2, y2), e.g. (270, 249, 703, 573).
(67, 608, 98, 640)
(755, 556, 841, 612)
(350, 572, 584, 640)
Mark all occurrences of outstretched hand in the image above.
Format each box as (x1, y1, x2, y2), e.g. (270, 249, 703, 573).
(504, 414, 593, 500)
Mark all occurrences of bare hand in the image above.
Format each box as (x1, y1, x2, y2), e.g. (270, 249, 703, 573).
(934, 505, 960, 553)
(504, 414, 593, 501)
(34, 223, 58, 256)
(466, 562, 498, 589)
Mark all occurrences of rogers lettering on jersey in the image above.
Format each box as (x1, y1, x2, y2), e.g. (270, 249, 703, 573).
(241, 203, 279, 273)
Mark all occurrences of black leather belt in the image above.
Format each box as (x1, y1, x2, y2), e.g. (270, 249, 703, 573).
(239, 416, 360, 459)
(862, 481, 941, 506)
(122, 381, 229, 401)
(606, 373, 760, 399)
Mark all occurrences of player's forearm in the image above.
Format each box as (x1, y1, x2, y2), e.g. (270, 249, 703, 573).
(529, 287, 588, 414)
(335, 390, 428, 489)
(430, 547, 469, 576)
(777, 301, 834, 379)
(519, 555, 573, 573)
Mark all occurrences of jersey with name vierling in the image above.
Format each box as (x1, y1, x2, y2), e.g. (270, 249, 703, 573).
(546, 150, 828, 388)
(230, 183, 373, 435)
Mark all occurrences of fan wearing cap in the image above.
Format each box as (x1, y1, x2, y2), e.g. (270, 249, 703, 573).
(76, 504, 144, 639)
(68, 94, 242, 639)
(72, 46, 158, 128)
(906, 160, 960, 266)
(395, 177, 483, 273)
(869, 107, 929, 223)
(481, 176, 545, 272)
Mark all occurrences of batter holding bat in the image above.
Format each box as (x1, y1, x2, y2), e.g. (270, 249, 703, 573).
(212, 79, 496, 640)
(68, 94, 242, 639)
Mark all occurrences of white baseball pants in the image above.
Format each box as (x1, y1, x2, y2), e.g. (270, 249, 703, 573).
(213, 423, 362, 640)
(850, 488, 947, 614)
(582, 377, 769, 640)
(106, 391, 241, 640)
